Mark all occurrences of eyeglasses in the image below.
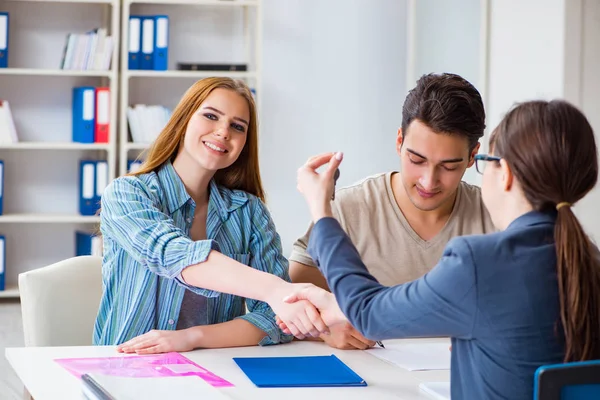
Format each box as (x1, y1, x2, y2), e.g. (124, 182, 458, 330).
(474, 154, 502, 174)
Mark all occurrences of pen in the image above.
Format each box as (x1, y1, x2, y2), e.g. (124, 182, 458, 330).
(376, 341, 385, 349)
(332, 168, 340, 200)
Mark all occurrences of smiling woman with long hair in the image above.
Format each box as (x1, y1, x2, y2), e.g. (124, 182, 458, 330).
(94, 77, 327, 353)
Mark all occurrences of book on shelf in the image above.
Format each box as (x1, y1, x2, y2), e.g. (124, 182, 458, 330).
(176, 63, 248, 71)
(60, 28, 114, 71)
(0, 235, 5, 291)
(76, 231, 102, 257)
(127, 104, 171, 144)
(0, 100, 18, 145)
(129, 15, 169, 71)
(0, 12, 8, 69)
(72, 87, 110, 144)
(79, 160, 107, 216)
(0, 160, 4, 216)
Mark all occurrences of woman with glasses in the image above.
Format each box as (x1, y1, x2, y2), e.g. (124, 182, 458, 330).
(279, 100, 600, 400)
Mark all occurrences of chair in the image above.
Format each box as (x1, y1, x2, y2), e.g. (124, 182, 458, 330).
(18, 256, 103, 347)
(534, 360, 600, 400)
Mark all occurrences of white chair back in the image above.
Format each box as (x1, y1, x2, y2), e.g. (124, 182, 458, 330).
(18, 256, 103, 346)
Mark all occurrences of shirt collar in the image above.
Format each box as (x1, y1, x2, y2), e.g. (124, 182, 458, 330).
(157, 161, 249, 219)
(157, 161, 192, 214)
(208, 179, 249, 222)
(506, 210, 557, 231)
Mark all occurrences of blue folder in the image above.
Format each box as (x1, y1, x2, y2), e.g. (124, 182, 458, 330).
(233, 354, 367, 388)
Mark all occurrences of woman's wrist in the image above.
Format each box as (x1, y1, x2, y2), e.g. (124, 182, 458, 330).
(185, 326, 205, 348)
(310, 202, 334, 223)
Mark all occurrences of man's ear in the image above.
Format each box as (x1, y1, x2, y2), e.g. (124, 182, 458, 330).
(396, 128, 403, 156)
(500, 159, 513, 191)
(467, 143, 481, 168)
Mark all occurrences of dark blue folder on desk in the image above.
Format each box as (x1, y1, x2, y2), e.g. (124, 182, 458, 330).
(233, 354, 367, 388)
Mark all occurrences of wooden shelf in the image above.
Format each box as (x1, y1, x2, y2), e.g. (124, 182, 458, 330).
(0, 214, 101, 224)
(0, 286, 20, 299)
(127, 0, 258, 6)
(0, 143, 111, 150)
(0, 68, 113, 77)
(126, 70, 256, 79)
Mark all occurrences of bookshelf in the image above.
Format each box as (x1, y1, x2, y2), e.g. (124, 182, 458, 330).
(0, 0, 120, 298)
(118, 0, 262, 175)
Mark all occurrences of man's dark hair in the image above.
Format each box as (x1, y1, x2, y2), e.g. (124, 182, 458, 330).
(401, 73, 486, 151)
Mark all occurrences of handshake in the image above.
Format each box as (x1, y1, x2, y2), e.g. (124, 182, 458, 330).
(268, 282, 347, 340)
(266, 281, 377, 350)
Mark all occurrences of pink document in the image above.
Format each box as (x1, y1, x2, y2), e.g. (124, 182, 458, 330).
(54, 352, 233, 387)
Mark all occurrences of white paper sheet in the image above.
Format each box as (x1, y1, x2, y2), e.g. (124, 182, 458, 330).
(365, 341, 451, 371)
(85, 374, 230, 400)
(419, 382, 451, 400)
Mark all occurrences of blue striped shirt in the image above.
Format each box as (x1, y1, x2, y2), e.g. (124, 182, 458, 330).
(93, 161, 292, 346)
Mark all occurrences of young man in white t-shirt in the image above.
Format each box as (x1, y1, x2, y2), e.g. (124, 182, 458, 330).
(289, 73, 495, 350)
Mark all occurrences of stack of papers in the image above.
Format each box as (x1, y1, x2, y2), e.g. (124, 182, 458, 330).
(365, 341, 451, 371)
(82, 374, 230, 400)
(419, 382, 451, 400)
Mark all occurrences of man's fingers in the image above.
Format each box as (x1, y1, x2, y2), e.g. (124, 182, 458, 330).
(347, 334, 371, 350)
(306, 305, 329, 335)
(350, 329, 376, 347)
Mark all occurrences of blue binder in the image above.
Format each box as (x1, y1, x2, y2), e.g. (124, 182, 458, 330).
(0, 235, 5, 291)
(127, 159, 143, 173)
(153, 15, 169, 70)
(72, 87, 96, 143)
(140, 16, 155, 70)
(0, 12, 8, 68)
(233, 355, 367, 388)
(0, 160, 4, 215)
(128, 16, 141, 70)
(94, 160, 108, 209)
(76, 231, 102, 257)
(79, 160, 97, 216)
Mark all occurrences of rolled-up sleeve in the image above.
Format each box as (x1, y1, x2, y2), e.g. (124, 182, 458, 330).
(100, 177, 220, 297)
(236, 196, 294, 345)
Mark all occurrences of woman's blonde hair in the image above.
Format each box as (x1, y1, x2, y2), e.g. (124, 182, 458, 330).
(131, 77, 265, 202)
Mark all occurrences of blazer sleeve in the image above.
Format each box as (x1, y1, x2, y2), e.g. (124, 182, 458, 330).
(307, 217, 477, 340)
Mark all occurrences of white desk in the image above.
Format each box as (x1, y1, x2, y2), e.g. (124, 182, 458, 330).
(6, 338, 450, 400)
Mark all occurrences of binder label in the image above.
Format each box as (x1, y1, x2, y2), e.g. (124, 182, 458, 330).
(0, 15, 6, 50)
(0, 238, 4, 274)
(96, 161, 108, 197)
(157, 18, 168, 48)
(83, 89, 94, 121)
(97, 90, 109, 124)
(129, 17, 141, 53)
(91, 236, 103, 257)
(142, 19, 154, 54)
(82, 163, 94, 199)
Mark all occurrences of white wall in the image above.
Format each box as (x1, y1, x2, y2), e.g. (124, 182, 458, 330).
(409, 0, 483, 185)
(572, 0, 600, 242)
(487, 0, 566, 130)
(260, 0, 408, 254)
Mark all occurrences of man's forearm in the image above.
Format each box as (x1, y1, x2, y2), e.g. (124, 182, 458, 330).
(289, 260, 330, 291)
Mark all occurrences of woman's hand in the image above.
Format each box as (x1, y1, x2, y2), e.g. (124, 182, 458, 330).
(265, 282, 330, 340)
(297, 152, 343, 222)
(276, 283, 348, 338)
(117, 329, 197, 355)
